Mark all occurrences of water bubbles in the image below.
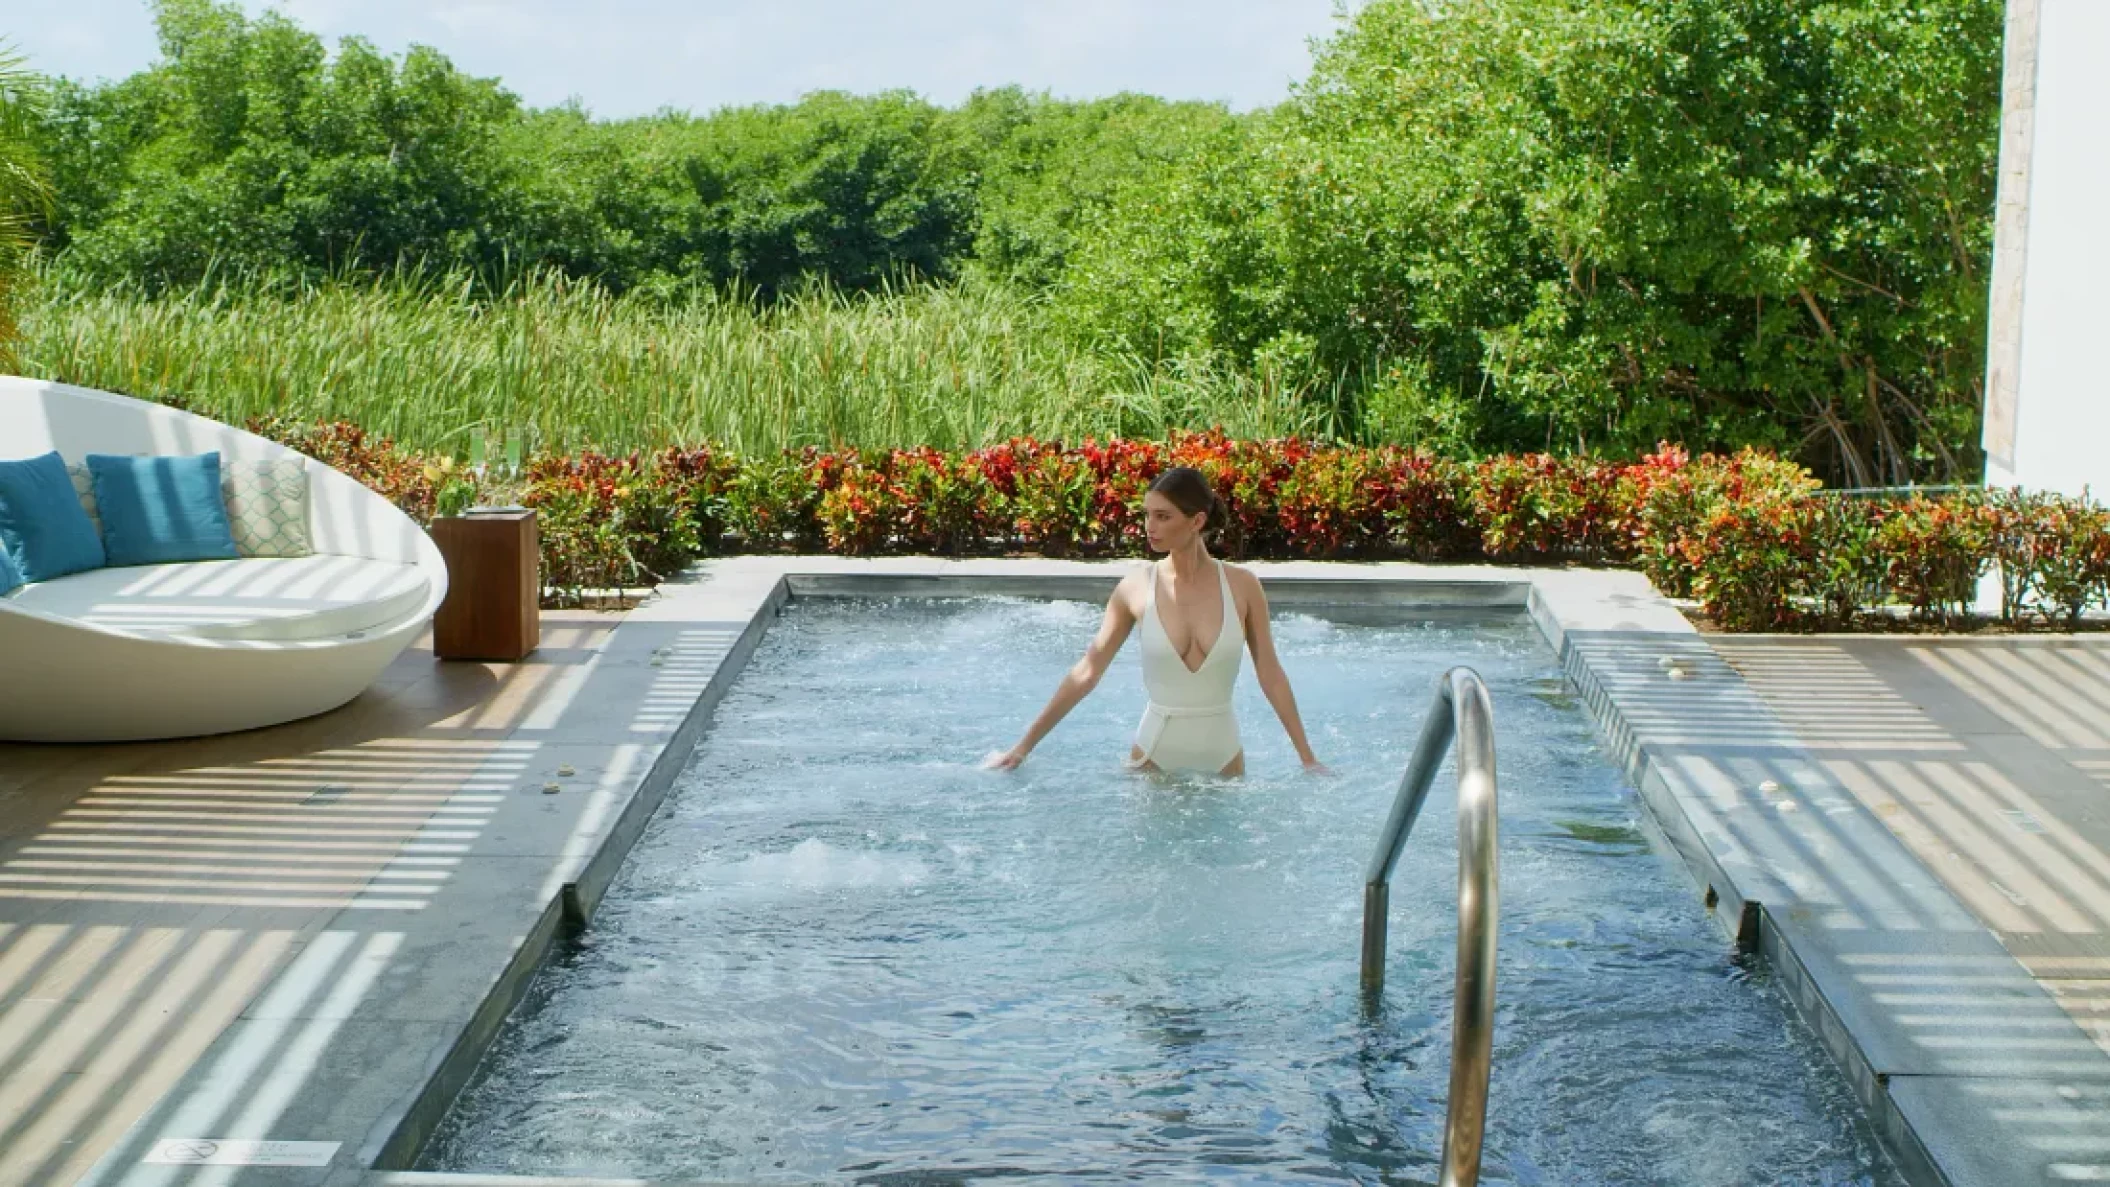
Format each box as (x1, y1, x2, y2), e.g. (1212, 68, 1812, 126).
(697, 838, 928, 894)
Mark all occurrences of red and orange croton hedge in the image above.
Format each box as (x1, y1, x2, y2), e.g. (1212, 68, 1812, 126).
(248, 418, 2110, 632)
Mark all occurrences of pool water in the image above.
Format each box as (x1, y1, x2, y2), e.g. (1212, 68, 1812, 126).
(422, 597, 1901, 1186)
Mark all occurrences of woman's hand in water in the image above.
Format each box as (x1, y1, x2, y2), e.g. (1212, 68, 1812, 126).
(1300, 755, 1335, 777)
(981, 747, 1027, 771)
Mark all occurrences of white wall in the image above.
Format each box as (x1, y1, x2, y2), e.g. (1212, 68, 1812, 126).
(1984, 0, 2110, 500)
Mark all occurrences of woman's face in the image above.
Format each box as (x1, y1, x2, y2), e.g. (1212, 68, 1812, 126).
(1142, 490, 1206, 554)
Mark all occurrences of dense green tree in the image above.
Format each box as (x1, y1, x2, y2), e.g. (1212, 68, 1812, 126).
(30, 1, 1221, 298)
(1057, 0, 2000, 479)
(20, 0, 2002, 478)
(490, 91, 985, 296)
(37, 0, 517, 284)
(663, 90, 979, 294)
(0, 43, 50, 369)
(952, 87, 1236, 287)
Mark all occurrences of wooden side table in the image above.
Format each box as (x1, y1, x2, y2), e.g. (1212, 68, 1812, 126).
(431, 508, 540, 661)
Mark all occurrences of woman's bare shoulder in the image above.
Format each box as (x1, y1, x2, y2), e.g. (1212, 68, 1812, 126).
(1221, 562, 1269, 612)
(1110, 561, 1152, 613)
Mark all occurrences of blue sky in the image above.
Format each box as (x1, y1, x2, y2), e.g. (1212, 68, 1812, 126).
(11, 0, 1359, 115)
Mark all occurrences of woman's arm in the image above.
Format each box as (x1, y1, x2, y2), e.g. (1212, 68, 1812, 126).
(986, 576, 1139, 769)
(1237, 568, 1327, 771)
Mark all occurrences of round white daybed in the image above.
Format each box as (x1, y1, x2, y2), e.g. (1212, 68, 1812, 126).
(0, 376, 449, 742)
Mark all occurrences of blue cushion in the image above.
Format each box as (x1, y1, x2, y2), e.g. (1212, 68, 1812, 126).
(87, 452, 241, 567)
(0, 450, 107, 582)
(0, 542, 20, 595)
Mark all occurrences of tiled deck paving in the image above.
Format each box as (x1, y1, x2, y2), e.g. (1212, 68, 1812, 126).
(1715, 638, 2110, 1052)
(1545, 605, 2110, 1187)
(0, 608, 738, 1187)
(1, 557, 2109, 1186)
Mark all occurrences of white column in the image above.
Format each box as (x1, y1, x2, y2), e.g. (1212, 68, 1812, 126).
(1984, 0, 2110, 500)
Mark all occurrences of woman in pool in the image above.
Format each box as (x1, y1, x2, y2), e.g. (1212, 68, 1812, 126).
(986, 466, 1327, 777)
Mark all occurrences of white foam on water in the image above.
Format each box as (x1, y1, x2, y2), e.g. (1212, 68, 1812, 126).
(699, 838, 927, 893)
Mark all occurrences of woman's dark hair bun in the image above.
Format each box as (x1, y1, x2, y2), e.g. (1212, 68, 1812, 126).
(1147, 466, 1227, 538)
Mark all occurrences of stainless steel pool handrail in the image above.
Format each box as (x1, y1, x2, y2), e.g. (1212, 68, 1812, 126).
(1362, 666, 1499, 1187)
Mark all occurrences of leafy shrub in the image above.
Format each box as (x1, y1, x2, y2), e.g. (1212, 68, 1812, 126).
(1005, 444, 1099, 557)
(1874, 496, 1994, 624)
(1632, 446, 1820, 598)
(1985, 490, 2110, 626)
(1682, 496, 1823, 632)
(885, 447, 1000, 554)
(252, 416, 2110, 631)
(522, 450, 705, 587)
(1803, 500, 1886, 630)
(655, 445, 743, 553)
(1274, 448, 1399, 558)
(1275, 447, 1468, 560)
(2030, 501, 2110, 626)
(724, 448, 836, 551)
(812, 459, 899, 556)
(1072, 437, 1166, 554)
(1468, 454, 1633, 565)
(530, 483, 641, 605)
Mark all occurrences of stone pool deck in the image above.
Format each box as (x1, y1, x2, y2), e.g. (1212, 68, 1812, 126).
(0, 603, 766, 1187)
(1712, 634, 2110, 1175)
(0, 556, 2105, 1186)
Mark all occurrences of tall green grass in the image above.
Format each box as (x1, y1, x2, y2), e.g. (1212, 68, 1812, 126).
(16, 268, 1354, 455)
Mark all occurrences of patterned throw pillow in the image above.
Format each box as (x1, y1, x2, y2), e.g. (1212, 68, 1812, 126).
(221, 458, 313, 558)
(66, 462, 101, 537)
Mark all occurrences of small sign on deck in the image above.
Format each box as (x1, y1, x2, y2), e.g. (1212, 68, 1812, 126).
(145, 1138, 340, 1167)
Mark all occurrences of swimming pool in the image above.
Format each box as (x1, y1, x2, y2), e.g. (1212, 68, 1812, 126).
(421, 596, 1902, 1185)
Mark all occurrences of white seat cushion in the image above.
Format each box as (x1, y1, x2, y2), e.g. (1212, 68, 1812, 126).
(4, 555, 430, 641)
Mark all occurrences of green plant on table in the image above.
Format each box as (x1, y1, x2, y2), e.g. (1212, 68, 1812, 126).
(422, 455, 477, 519)
(433, 476, 477, 519)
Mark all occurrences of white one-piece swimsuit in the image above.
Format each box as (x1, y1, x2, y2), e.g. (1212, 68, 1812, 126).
(1134, 558, 1245, 773)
